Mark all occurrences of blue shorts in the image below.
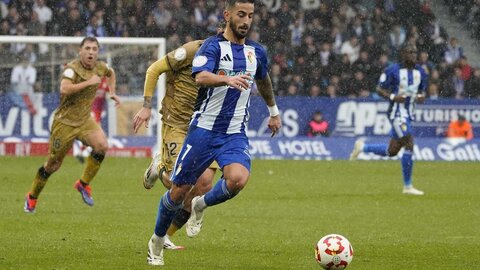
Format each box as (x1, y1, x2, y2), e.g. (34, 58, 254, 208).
(389, 117, 412, 139)
(171, 126, 251, 186)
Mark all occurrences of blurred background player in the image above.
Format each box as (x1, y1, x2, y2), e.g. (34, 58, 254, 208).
(73, 76, 110, 163)
(447, 114, 473, 140)
(349, 45, 427, 195)
(145, 0, 281, 266)
(24, 37, 120, 213)
(8, 55, 37, 115)
(133, 22, 226, 250)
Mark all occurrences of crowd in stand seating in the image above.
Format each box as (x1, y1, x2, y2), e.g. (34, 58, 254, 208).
(0, 0, 479, 99)
(444, 0, 480, 41)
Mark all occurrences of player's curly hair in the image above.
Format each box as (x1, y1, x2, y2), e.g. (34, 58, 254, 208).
(225, 0, 255, 9)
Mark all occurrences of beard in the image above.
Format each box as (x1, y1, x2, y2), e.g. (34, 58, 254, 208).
(229, 20, 249, 39)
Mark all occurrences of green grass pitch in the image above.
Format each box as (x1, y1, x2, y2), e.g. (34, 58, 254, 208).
(0, 156, 479, 269)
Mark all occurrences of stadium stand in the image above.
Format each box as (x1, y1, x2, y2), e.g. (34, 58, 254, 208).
(0, 0, 479, 99)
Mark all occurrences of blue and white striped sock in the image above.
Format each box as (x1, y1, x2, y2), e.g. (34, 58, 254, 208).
(154, 190, 182, 237)
(204, 179, 235, 207)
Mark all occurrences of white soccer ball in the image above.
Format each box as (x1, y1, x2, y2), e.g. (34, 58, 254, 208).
(315, 234, 353, 269)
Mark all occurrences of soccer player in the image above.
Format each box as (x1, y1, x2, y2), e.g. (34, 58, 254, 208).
(24, 37, 121, 213)
(145, 0, 282, 266)
(349, 44, 427, 195)
(133, 37, 221, 249)
(73, 77, 110, 163)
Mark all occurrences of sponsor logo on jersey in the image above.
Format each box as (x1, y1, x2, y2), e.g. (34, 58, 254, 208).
(216, 69, 253, 79)
(220, 54, 232, 62)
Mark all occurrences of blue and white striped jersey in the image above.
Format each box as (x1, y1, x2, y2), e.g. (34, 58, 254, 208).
(191, 34, 269, 134)
(379, 63, 428, 121)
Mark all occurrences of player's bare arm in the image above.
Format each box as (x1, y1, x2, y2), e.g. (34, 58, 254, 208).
(256, 74, 276, 107)
(133, 96, 153, 133)
(133, 56, 171, 133)
(377, 86, 406, 103)
(195, 70, 250, 90)
(106, 68, 120, 106)
(60, 75, 101, 96)
(256, 73, 281, 136)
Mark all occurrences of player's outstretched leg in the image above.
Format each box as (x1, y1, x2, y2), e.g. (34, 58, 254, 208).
(74, 179, 94, 206)
(163, 234, 185, 250)
(143, 161, 159, 189)
(161, 208, 190, 250)
(148, 189, 184, 265)
(186, 196, 205, 237)
(401, 150, 424, 195)
(24, 166, 52, 213)
(24, 193, 38, 213)
(351, 139, 390, 160)
(75, 150, 105, 206)
(187, 178, 235, 237)
(147, 234, 165, 266)
(144, 152, 166, 189)
(349, 139, 365, 160)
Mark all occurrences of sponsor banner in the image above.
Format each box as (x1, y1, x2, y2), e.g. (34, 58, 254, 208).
(247, 96, 480, 138)
(0, 93, 155, 138)
(2, 137, 479, 161)
(1, 93, 479, 139)
(0, 93, 97, 138)
(248, 137, 480, 161)
(0, 142, 49, 156)
(106, 147, 151, 158)
(0, 142, 151, 158)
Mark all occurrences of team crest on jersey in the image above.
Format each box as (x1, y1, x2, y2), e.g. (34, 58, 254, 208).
(247, 51, 255, 64)
(192, 55, 208, 67)
(401, 123, 407, 131)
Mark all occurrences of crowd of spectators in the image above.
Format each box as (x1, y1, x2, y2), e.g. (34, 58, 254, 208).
(0, 0, 479, 99)
(443, 0, 480, 41)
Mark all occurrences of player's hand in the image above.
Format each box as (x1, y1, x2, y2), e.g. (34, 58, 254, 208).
(415, 94, 425, 103)
(88, 75, 102, 86)
(227, 75, 250, 91)
(268, 114, 282, 137)
(133, 107, 152, 134)
(110, 93, 121, 107)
